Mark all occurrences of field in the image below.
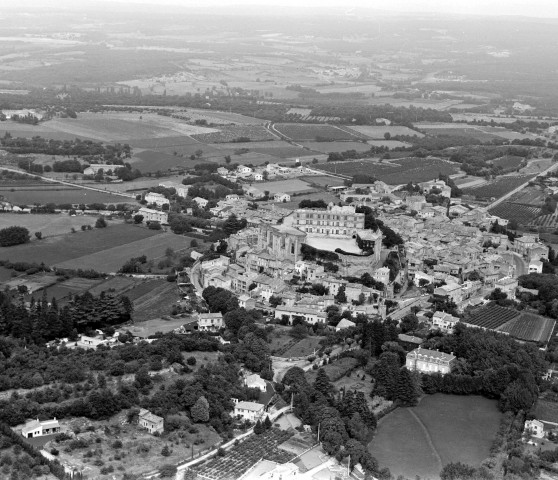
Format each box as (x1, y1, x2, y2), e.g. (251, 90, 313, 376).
(299, 141, 371, 154)
(191, 429, 295, 480)
(498, 312, 556, 344)
(0, 222, 159, 267)
(520, 158, 554, 174)
(419, 126, 500, 142)
(208, 140, 311, 159)
(0, 213, 102, 238)
(274, 123, 361, 141)
(276, 191, 339, 210)
(47, 415, 221, 479)
(122, 315, 190, 338)
(0, 184, 134, 206)
(130, 149, 206, 172)
(260, 179, 314, 194)
(44, 112, 219, 142)
(533, 213, 558, 229)
(191, 125, 276, 143)
(129, 280, 181, 322)
(280, 337, 323, 358)
(489, 202, 542, 225)
(299, 175, 345, 187)
(366, 140, 411, 148)
(28, 277, 104, 303)
(462, 174, 536, 200)
(464, 304, 520, 330)
(507, 187, 547, 206)
(54, 232, 192, 273)
(369, 394, 502, 480)
(305, 357, 358, 384)
(316, 157, 459, 185)
(346, 125, 424, 139)
(491, 155, 525, 172)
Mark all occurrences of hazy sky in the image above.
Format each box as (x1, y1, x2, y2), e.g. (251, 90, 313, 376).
(93, 0, 558, 18)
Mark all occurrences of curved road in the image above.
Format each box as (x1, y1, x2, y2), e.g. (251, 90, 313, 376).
(501, 251, 528, 277)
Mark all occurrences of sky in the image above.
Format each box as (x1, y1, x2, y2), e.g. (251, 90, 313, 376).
(90, 0, 558, 18)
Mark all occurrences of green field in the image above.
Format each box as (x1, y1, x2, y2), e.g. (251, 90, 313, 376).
(369, 394, 502, 480)
(0, 222, 160, 268)
(0, 213, 101, 238)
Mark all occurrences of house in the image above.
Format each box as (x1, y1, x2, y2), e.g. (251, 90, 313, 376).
(83, 164, 122, 176)
(495, 277, 518, 300)
(253, 173, 264, 181)
(159, 181, 189, 198)
(238, 294, 256, 310)
(274, 306, 327, 325)
(431, 311, 460, 333)
(144, 192, 170, 207)
(398, 334, 424, 350)
(197, 312, 224, 331)
(245, 186, 265, 199)
(138, 409, 164, 434)
(406, 348, 456, 375)
(373, 267, 390, 286)
(274, 193, 291, 203)
(21, 418, 60, 438)
(217, 167, 229, 176)
(233, 399, 265, 422)
(335, 318, 356, 331)
(138, 207, 168, 224)
(529, 260, 543, 274)
(244, 373, 267, 392)
(237, 165, 253, 175)
(433, 283, 462, 305)
(226, 194, 240, 202)
(525, 419, 544, 439)
(193, 197, 209, 208)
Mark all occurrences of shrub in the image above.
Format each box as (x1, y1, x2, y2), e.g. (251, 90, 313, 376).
(159, 465, 177, 478)
(186, 356, 197, 366)
(95, 217, 107, 228)
(0, 226, 30, 247)
(112, 440, 123, 449)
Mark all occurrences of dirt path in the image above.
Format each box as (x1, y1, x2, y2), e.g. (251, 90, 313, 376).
(408, 408, 443, 473)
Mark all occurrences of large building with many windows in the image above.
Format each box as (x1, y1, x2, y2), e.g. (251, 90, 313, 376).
(406, 348, 456, 374)
(292, 204, 365, 236)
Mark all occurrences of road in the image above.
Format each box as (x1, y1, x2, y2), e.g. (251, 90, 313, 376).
(501, 251, 528, 277)
(0, 166, 136, 199)
(487, 161, 558, 209)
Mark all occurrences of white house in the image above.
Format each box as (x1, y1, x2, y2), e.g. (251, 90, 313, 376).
(138, 409, 164, 434)
(193, 197, 209, 208)
(217, 167, 229, 176)
(335, 318, 356, 331)
(274, 193, 291, 203)
(237, 165, 253, 175)
(406, 348, 456, 375)
(373, 267, 390, 286)
(431, 311, 460, 333)
(145, 192, 170, 207)
(139, 207, 168, 224)
(233, 399, 265, 422)
(274, 306, 327, 325)
(253, 173, 264, 181)
(238, 294, 256, 310)
(529, 260, 543, 274)
(197, 312, 224, 331)
(525, 419, 544, 439)
(226, 194, 240, 202)
(21, 418, 60, 438)
(244, 373, 267, 392)
(159, 181, 189, 198)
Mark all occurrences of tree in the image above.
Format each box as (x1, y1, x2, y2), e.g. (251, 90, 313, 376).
(95, 217, 107, 228)
(133, 214, 144, 224)
(191, 395, 210, 423)
(400, 314, 419, 333)
(335, 285, 347, 304)
(190, 239, 198, 248)
(440, 462, 477, 480)
(161, 445, 170, 456)
(314, 368, 333, 399)
(395, 367, 419, 406)
(0, 226, 30, 247)
(263, 416, 272, 430)
(254, 419, 264, 434)
(384, 132, 391, 140)
(159, 465, 177, 478)
(269, 295, 283, 308)
(34, 231, 42, 240)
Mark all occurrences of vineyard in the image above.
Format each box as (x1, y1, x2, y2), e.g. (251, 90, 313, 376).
(316, 157, 459, 185)
(274, 123, 361, 141)
(462, 174, 536, 200)
(489, 203, 542, 225)
(191, 125, 276, 143)
(491, 155, 526, 172)
(464, 304, 520, 330)
(498, 312, 556, 344)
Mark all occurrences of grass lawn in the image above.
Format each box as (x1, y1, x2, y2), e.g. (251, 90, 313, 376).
(260, 179, 314, 194)
(305, 357, 358, 383)
(0, 222, 159, 266)
(121, 316, 191, 338)
(130, 280, 181, 322)
(281, 337, 324, 358)
(369, 394, 502, 480)
(0, 186, 133, 205)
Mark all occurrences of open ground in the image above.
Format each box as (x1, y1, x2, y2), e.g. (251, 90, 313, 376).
(369, 394, 502, 480)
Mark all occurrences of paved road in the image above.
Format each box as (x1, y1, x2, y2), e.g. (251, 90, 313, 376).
(0, 166, 136, 199)
(501, 251, 528, 277)
(487, 161, 558, 209)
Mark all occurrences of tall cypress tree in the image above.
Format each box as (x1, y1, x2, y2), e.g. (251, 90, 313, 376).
(396, 367, 419, 407)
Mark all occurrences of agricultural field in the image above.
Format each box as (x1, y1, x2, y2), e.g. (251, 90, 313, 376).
(346, 125, 424, 139)
(54, 232, 192, 273)
(498, 312, 555, 344)
(125, 135, 202, 149)
(533, 213, 558, 229)
(174, 108, 266, 126)
(0, 213, 100, 238)
(208, 140, 312, 159)
(0, 222, 160, 267)
(299, 175, 345, 187)
(418, 126, 500, 142)
(191, 429, 295, 480)
(260, 179, 315, 194)
(462, 174, 536, 200)
(507, 187, 547, 206)
(369, 394, 502, 480)
(0, 184, 133, 206)
(274, 124, 361, 141)
(44, 112, 219, 142)
(191, 125, 276, 143)
(489, 202, 542, 225)
(45, 415, 221, 479)
(520, 158, 554, 174)
(28, 277, 104, 303)
(299, 141, 371, 154)
(130, 149, 206, 173)
(276, 192, 339, 210)
(0, 121, 94, 141)
(491, 155, 525, 171)
(128, 280, 181, 323)
(366, 140, 411, 149)
(316, 157, 459, 185)
(476, 125, 543, 141)
(464, 304, 520, 330)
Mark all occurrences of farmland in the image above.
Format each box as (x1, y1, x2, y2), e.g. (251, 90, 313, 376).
(462, 174, 536, 200)
(507, 187, 547, 206)
(488, 202, 542, 225)
(369, 394, 501, 480)
(316, 157, 459, 185)
(498, 312, 556, 344)
(346, 125, 424, 139)
(0, 213, 101, 238)
(464, 304, 520, 330)
(299, 175, 345, 187)
(0, 222, 160, 268)
(122, 315, 191, 338)
(215, 140, 313, 159)
(274, 123, 361, 141)
(191, 429, 295, 480)
(276, 191, 339, 210)
(259, 179, 315, 194)
(128, 280, 181, 322)
(491, 155, 525, 172)
(191, 125, 276, 143)
(299, 141, 371, 154)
